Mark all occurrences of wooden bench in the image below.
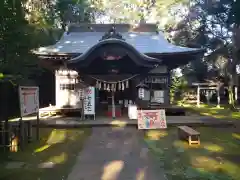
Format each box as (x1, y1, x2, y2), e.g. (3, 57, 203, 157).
(178, 126, 200, 146)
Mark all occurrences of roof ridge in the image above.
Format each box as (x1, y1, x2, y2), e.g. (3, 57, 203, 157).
(66, 23, 158, 33)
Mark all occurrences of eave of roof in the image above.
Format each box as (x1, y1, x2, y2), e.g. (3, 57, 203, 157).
(34, 31, 204, 55)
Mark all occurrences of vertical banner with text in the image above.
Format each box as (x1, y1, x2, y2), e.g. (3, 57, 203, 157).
(83, 87, 95, 115)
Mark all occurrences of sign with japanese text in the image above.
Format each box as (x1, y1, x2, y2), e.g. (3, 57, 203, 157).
(138, 88, 144, 99)
(137, 109, 167, 129)
(83, 87, 95, 115)
(144, 76, 168, 84)
(19, 86, 39, 117)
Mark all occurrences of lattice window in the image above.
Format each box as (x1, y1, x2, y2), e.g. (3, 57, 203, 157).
(60, 84, 75, 90)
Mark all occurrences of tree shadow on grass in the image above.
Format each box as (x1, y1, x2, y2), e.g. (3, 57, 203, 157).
(0, 127, 91, 180)
(144, 127, 240, 180)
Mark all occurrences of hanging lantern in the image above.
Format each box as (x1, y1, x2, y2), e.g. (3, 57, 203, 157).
(118, 82, 121, 90)
(126, 80, 129, 88)
(122, 82, 124, 90)
(107, 84, 110, 91)
(136, 82, 149, 99)
(138, 88, 144, 99)
(99, 82, 102, 89)
(112, 84, 115, 92)
(104, 83, 106, 90)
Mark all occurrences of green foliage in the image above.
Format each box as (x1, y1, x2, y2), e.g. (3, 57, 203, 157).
(227, 0, 240, 26)
(0, 0, 69, 83)
(56, 0, 94, 28)
(0, 0, 37, 81)
(89, 0, 188, 24)
(169, 0, 240, 108)
(170, 72, 188, 103)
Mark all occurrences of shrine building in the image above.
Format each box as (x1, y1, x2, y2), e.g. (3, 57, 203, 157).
(34, 23, 204, 118)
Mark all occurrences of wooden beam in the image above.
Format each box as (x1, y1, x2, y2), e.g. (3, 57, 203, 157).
(199, 87, 217, 90)
(192, 82, 218, 86)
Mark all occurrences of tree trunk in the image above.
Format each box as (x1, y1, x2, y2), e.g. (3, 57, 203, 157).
(227, 72, 235, 109)
(227, 26, 239, 108)
(1, 82, 10, 150)
(228, 86, 234, 105)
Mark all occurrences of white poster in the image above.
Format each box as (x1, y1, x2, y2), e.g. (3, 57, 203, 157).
(83, 87, 95, 115)
(128, 104, 137, 119)
(19, 86, 39, 117)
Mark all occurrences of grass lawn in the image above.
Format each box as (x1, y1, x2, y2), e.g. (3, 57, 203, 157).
(144, 127, 240, 180)
(0, 127, 91, 180)
(180, 103, 240, 120)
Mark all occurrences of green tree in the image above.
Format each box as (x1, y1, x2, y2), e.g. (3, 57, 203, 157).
(55, 0, 95, 29)
(0, 0, 37, 79)
(169, 0, 240, 106)
(0, 0, 36, 146)
(89, 0, 189, 24)
(170, 70, 188, 103)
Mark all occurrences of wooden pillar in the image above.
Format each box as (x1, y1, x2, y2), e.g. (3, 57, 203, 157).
(217, 87, 220, 108)
(112, 91, 115, 119)
(197, 86, 200, 107)
(167, 72, 171, 104)
(149, 78, 152, 106)
(206, 90, 210, 105)
(234, 86, 238, 103)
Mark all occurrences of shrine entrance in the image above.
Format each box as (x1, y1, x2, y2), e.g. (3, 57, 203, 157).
(66, 33, 162, 119)
(95, 78, 137, 118)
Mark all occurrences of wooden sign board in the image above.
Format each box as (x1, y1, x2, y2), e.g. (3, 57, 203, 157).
(83, 87, 95, 115)
(19, 86, 39, 117)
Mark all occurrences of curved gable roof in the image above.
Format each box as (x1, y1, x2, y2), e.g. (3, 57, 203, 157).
(67, 38, 161, 68)
(35, 24, 203, 55)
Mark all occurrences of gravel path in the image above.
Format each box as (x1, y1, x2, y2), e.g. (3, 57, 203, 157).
(67, 127, 166, 180)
